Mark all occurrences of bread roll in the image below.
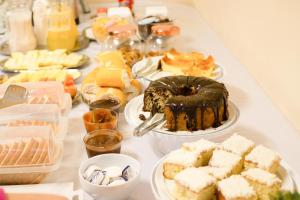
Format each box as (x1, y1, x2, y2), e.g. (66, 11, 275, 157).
(96, 51, 125, 68)
(82, 84, 126, 105)
(96, 87, 126, 106)
(95, 67, 131, 89)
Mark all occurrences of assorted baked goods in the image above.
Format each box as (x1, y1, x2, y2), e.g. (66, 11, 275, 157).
(2, 49, 85, 71)
(158, 49, 217, 78)
(161, 134, 283, 200)
(143, 75, 229, 131)
(81, 51, 141, 106)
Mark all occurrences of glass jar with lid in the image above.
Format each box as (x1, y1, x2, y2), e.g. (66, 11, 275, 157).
(47, 0, 78, 50)
(145, 24, 180, 57)
(103, 24, 143, 66)
(6, 0, 37, 52)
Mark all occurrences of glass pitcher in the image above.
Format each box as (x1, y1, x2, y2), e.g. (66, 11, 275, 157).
(47, 0, 78, 50)
(6, 0, 37, 52)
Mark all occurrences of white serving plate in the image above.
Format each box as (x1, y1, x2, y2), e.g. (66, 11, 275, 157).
(132, 56, 224, 89)
(151, 155, 296, 200)
(124, 95, 239, 154)
(125, 94, 238, 135)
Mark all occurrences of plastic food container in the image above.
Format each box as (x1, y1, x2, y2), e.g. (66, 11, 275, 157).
(0, 81, 72, 116)
(0, 126, 63, 185)
(0, 104, 67, 140)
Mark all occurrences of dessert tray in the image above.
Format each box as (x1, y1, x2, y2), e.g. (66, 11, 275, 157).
(132, 56, 224, 88)
(124, 94, 239, 136)
(151, 156, 296, 200)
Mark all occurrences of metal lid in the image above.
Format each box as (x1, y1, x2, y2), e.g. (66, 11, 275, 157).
(151, 24, 180, 37)
(108, 24, 136, 38)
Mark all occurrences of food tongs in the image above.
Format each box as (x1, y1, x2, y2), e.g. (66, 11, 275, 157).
(134, 113, 165, 137)
(0, 85, 28, 109)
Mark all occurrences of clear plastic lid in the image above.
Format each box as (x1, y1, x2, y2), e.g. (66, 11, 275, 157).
(0, 81, 72, 115)
(0, 126, 63, 184)
(0, 104, 66, 140)
(0, 126, 61, 168)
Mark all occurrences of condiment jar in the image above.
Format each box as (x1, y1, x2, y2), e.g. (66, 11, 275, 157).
(145, 24, 180, 56)
(103, 24, 142, 53)
(47, 0, 78, 50)
(6, 0, 37, 52)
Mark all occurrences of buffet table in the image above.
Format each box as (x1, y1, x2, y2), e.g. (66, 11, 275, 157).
(1, 1, 300, 200)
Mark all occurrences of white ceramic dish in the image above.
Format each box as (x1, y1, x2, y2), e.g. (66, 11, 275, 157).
(79, 154, 141, 200)
(151, 155, 296, 200)
(125, 95, 239, 153)
(132, 56, 224, 89)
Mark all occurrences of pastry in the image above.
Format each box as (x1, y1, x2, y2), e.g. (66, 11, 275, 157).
(182, 139, 217, 166)
(242, 168, 282, 200)
(96, 51, 126, 69)
(198, 166, 233, 180)
(81, 84, 126, 106)
(159, 49, 216, 78)
(174, 167, 216, 200)
(163, 149, 200, 179)
(143, 75, 229, 131)
(244, 145, 281, 173)
(209, 150, 243, 174)
(217, 175, 257, 200)
(222, 134, 255, 157)
(84, 67, 131, 89)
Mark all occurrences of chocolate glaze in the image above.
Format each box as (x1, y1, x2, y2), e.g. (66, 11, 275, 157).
(144, 75, 229, 131)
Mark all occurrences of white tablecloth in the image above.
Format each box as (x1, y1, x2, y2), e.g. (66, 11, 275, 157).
(1, 1, 300, 200)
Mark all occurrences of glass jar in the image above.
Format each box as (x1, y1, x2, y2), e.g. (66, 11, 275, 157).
(103, 24, 143, 66)
(47, 0, 78, 50)
(6, 0, 37, 52)
(145, 24, 180, 57)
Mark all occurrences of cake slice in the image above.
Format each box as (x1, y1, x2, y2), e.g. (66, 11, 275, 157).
(221, 134, 255, 157)
(198, 166, 233, 180)
(163, 149, 200, 179)
(182, 139, 217, 166)
(217, 175, 257, 200)
(245, 145, 281, 173)
(209, 150, 243, 174)
(242, 168, 282, 200)
(174, 167, 216, 200)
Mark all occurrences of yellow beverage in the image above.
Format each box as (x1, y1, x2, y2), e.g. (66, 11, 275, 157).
(47, 3, 78, 50)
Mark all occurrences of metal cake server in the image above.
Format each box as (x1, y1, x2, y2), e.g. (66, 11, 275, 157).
(134, 58, 160, 79)
(134, 113, 165, 137)
(0, 85, 28, 109)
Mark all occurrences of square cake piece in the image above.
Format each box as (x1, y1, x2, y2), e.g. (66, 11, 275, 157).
(222, 134, 255, 157)
(209, 150, 243, 174)
(174, 167, 217, 200)
(182, 139, 217, 166)
(198, 166, 233, 180)
(218, 175, 257, 200)
(242, 168, 282, 200)
(245, 145, 281, 173)
(163, 149, 200, 179)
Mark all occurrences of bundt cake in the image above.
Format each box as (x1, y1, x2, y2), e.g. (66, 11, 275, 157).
(143, 76, 229, 131)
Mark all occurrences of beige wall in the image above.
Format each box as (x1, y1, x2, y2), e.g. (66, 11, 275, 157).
(193, 0, 300, 132)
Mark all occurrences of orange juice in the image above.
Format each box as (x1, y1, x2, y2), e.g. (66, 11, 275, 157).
(47, 3, 78, 50)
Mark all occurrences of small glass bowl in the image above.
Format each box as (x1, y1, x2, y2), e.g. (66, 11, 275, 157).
(83, 129, 123, 158)
(83, 108, 118, 133)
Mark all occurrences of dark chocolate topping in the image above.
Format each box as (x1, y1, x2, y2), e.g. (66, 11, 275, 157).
(145, 75, 229, 131)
